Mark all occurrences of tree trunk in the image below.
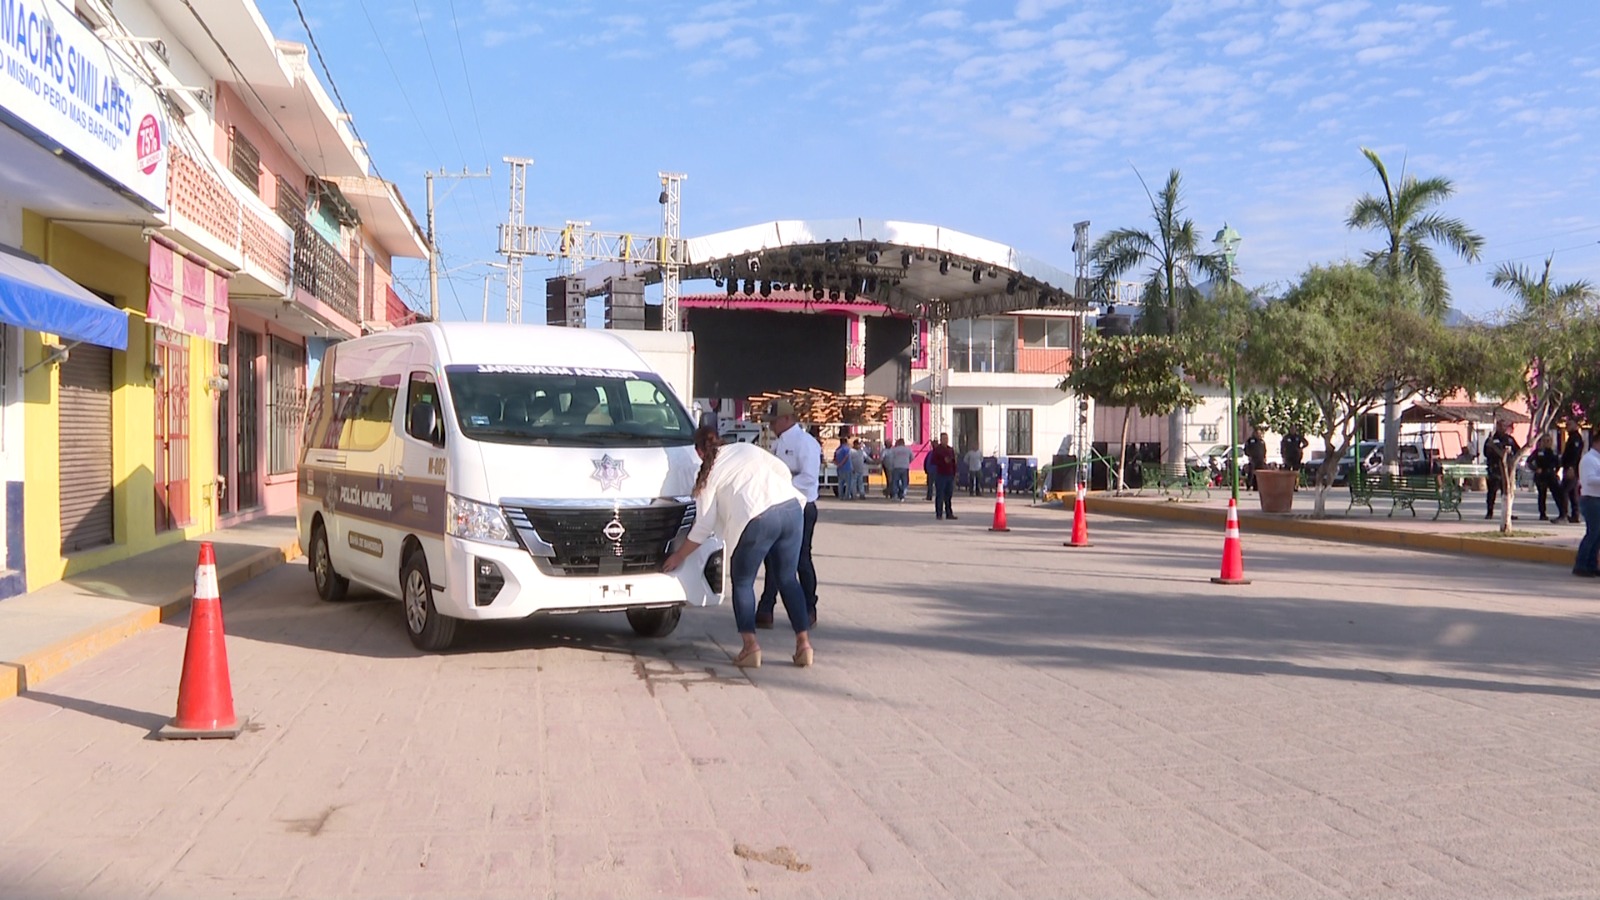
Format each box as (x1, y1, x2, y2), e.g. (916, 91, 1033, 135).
(1382, 381, 1399, 474)
(1117, 410, 1134, 495)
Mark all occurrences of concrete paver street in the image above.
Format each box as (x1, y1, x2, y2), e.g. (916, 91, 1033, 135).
(2, 495, 1599, 898)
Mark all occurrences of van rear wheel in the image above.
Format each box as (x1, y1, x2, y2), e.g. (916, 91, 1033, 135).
(310, 523, 349, 602)
(402, 549, 457, 651)
(626, 606, 681, 638)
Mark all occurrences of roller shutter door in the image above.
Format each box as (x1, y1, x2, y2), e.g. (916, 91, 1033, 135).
(60, 343, 114, 553)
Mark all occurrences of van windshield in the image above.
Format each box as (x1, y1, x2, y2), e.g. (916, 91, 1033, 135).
(443, 365, 694, 447)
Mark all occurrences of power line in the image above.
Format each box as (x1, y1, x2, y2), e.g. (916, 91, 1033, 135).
(355, 0, 445, 167)
(444, 0, 493, 174)
(405, 0, 491, 224)
(287, 0, 386, 185)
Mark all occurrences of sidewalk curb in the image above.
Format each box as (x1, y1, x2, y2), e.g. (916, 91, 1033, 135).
(1080, 496, 1572, 566)
(0, 540, 302, 703)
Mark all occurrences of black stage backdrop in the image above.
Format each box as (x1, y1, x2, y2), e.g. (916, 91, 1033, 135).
(686, 309, 847, 399)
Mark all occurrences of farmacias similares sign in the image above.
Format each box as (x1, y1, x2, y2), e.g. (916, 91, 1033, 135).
(0, 0, 168, 211)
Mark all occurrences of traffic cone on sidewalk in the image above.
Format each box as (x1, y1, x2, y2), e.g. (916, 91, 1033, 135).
(988, 475, 1011, 532)
(159, 542, 243, 740)
(1063, 483, 1092, 547)
(1210, 498, 1252, 585)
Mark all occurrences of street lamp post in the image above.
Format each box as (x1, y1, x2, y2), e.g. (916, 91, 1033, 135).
(1213, 224, 1242, 503)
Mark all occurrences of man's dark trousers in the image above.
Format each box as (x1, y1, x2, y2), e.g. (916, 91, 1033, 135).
(757, 501, 817, 623)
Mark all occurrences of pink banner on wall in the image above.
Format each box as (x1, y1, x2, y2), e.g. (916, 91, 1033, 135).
(148, 237, 230, 343)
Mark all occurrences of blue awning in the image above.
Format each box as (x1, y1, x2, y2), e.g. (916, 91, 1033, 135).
(0, 251, 128, 350)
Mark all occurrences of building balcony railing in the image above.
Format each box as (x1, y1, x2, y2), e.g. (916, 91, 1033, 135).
(166, 148, 293, 296)
(240, 198, 292, 290)
(167, 148, 243, 257)
(293, 221, 359, 323)
(1016, 346, 1073, 375)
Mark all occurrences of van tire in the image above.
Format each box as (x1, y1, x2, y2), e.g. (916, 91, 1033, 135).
(310, 523, 350, 602)
(401, 549, 457, 651)
(626, 605, 681, 638)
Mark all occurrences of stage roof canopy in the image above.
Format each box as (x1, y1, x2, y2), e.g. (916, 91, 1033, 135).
(582, 218, 1080, 321)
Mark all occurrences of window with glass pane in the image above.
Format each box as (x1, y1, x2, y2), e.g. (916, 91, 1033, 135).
(992, 318, 1017, 372)
(1021, 319, 1047, 347)
(948, 319, 974, 372)
(1046, 319, 1074, 348)
(1005, 408, 1033, 456)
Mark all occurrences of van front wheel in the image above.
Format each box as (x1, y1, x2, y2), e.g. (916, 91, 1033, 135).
(626, 606, 682, 638)
(402, 549, 457, 651)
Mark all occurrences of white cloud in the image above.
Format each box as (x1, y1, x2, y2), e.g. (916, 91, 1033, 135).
(1261, 140, 1303, 153)
(668, 21, 736, 49)
(1224, 34, 1264, 56)
(919, 10, 964, 29)
(1446, 66, 1511, 88)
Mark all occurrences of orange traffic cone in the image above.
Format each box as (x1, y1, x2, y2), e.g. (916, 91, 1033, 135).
(1210, 498, 1251, 585)
(160, 542, 244, 739)
(1063, 483, 1092, 547)
(988, 474, 1011, 532)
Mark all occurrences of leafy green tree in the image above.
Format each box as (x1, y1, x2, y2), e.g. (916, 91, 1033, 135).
(1090, 168, 1225, 467)
(1240, 263, 1459, 516)
(1060, 333, 1198, 493)
(1476, 258, 1600, 533)
(1346, 147, 1484, 467)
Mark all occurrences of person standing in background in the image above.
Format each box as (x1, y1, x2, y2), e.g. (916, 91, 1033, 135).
(832, 436, 853, 500)
(931, 433, 959, 520)
(756, 399, 820, 630)
(963, 446, 984, 496)
(1484, 418, 1521, 520)
(1529, 433, 1568, 522)
(883, 438, 912, 501)
(848, 439, 867, 500)
(1561, 428, 1584, 524)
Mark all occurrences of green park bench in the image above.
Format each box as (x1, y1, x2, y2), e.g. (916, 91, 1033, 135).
(1347, 472, 1463, 520)
(1153, 461, 1212, 499)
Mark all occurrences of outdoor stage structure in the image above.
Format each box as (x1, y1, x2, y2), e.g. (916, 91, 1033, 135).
(494, 162, 1099, 462)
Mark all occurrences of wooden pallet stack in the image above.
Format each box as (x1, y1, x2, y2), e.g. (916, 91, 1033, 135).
(747, 388, 890, 425)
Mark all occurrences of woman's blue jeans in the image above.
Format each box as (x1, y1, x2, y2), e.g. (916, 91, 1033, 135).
(730, 500, 809, 634)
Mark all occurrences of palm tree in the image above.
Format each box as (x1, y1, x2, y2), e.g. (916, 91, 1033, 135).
(1485, 257, 1599, 533)
(1091, 169, 1224, 336)
(1346, 147, 1484, 318)
(1090, 168, 1224, 466)
(1346, 147, 1484, 466)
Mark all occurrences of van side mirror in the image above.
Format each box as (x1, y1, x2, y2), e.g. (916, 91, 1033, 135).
(409, 400, 441, 446)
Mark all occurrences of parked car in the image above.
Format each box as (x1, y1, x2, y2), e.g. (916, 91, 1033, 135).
(1332, 441, 1427, 485)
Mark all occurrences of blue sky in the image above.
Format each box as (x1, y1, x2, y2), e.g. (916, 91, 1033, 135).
(259, 0, 1600, 323)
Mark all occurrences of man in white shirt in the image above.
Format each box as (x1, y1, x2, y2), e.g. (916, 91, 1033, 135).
(963, 447, 984, 496)
(883, 438, 913, 500)
(758, 400, 821, 628)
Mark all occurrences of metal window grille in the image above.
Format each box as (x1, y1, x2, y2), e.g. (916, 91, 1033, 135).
(1005, 408, 1033, 457)
(267, 337, 306, 475)
(275, 175, 306, 228)
(229, 127, 261, 195)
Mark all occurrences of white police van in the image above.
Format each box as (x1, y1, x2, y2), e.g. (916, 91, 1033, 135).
(297, 322, 723, 651)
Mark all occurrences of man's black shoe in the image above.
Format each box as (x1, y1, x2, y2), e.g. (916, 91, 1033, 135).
(1573, 569, 1598, 578)
(947, 514, 958, 520)
(754, 617, 774, 629)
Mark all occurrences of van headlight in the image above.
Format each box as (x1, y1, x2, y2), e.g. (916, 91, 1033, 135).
(447, 494, 514, 545)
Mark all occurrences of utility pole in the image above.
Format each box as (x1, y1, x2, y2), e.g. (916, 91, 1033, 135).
(424, 166, 491, 321)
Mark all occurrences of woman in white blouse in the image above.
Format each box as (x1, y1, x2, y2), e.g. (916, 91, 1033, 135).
(663, 427, 815, 668)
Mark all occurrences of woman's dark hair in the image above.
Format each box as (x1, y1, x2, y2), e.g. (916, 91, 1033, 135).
(693, 425, 721, 495)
